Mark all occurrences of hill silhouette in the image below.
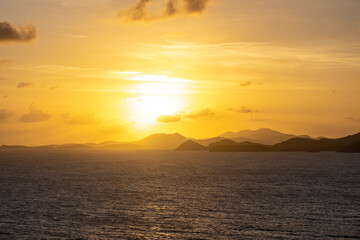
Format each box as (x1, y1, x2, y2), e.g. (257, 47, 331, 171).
(193, 137, 226, 146)
(175, 140, 206, 151)
(207, 139, 238, 149)
(1, 129, 360, 152)
(274, 132, 360, 152)
(209, 141, 274, 152)
(338, 140, 360, 153)
(0, 145, 32, 150)
(177, 131, 360, 153)
(134, 133, 188, 149)
(102, 143, 140, 150)
(219, 128, 309, 145)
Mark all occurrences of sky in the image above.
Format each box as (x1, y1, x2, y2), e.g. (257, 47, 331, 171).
(0, 0, 360, 145)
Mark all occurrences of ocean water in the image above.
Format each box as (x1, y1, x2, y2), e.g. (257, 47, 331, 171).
(0, 150, 359, 239)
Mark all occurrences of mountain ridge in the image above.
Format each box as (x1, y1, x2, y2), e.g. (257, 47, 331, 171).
(1, 129, 359, 152)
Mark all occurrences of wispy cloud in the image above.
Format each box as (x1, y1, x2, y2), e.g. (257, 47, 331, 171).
(240, 81, 252, 87)
(0, 59, 13, 71)
(144, 41, 360, 68)
(19, 105, 51, 123)
(50, 85, 59, 90)
(0, 109, 13, 123)
(345, 117, 360, 122)
(112, 72, 192, 83)
(63, 113, 100, 125)
(157, 108, 215, 123)
(228, 106, 254, 114)
(157, 114, 182, 123)
(182, 108, 215, 119)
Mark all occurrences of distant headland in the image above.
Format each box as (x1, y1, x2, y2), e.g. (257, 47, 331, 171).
(1, 128, 360, 153)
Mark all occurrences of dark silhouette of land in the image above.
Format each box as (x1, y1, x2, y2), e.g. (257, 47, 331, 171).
(176, 140, 207, 151)
(202, 132, 360, 153)
(1, 128, 360, 153)
(209, 141, 274, 152)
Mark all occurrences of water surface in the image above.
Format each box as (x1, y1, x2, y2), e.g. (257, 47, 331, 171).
(0, 150, 359, 239)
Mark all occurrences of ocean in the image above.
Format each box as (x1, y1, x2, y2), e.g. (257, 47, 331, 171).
(0, 150, 359, 239)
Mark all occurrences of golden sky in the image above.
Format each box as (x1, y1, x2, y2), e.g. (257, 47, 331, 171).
(1, 0, 360, 145)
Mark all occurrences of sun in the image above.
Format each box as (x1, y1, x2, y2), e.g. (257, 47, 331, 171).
(122, 73, 189, 125)
(128, 95, 182, 124)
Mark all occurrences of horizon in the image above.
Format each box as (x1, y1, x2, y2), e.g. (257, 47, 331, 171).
(2, 127, 359, 147)
(1, 0, 360, 145)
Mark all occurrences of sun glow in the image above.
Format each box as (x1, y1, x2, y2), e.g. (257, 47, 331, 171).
(128, 95, 182, 124)
(122, 73, 189, 124)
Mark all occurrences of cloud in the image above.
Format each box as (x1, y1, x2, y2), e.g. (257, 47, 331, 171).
(1, 95, 9, 99)
(50, 85, 59, 90)
(228, 106, 253, 114)
(0, 109, 13, 122)
(183, 0, 208, 13)
(118, 0, 210, 22)
(157, 114, 181, 123)
(17, 82, 33, 88)
(183, 108, 215, 119)
(63, 113, 100, 125)
(157, 108, 215, 123)
(0, 59, 13, 71)
(345, 117, 360, 122)
(240, 81, 252, 87)
(0, 21, 37, 44)
(19, 105, 51, 123)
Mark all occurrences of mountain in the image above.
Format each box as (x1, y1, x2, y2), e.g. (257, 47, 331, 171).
(207, 139, 238, 149)
(219, 129, 255, 139)
(0, 145, 32, 150)
(338, 140, 360, 153)
(274, 132, 360, 152)
(219, 128, 303, 145)
(102, 143, 140, 150)
(135, 133, 188, 149)
(96, 141, 122, 148)
(209, 141, 274, 152)
(56, 144, 91, 149)
(193, 137, 226, 146)
(175, 140, 206, 151)
(274, 138, 330, 152)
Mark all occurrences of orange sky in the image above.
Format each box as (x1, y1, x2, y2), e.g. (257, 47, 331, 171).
(1, 0, 360, 145)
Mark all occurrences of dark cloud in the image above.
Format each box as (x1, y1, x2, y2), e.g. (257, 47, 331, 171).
(63, 113, 100, 125)
(17, 82, 33, 89)
(240, 81, 252, 87)
(183, 0, 208, 13)
(118, 0, 210, 22)
(0, 109, 13, 122)
(0, 21, 37, 43)
(157, 114, 181, 123)
(1, 95, 9, 99)
(19, 105, 51, 123)
(229, 106, 253, 113)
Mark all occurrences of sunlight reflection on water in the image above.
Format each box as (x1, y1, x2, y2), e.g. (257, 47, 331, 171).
(0, 150, 359, 239)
